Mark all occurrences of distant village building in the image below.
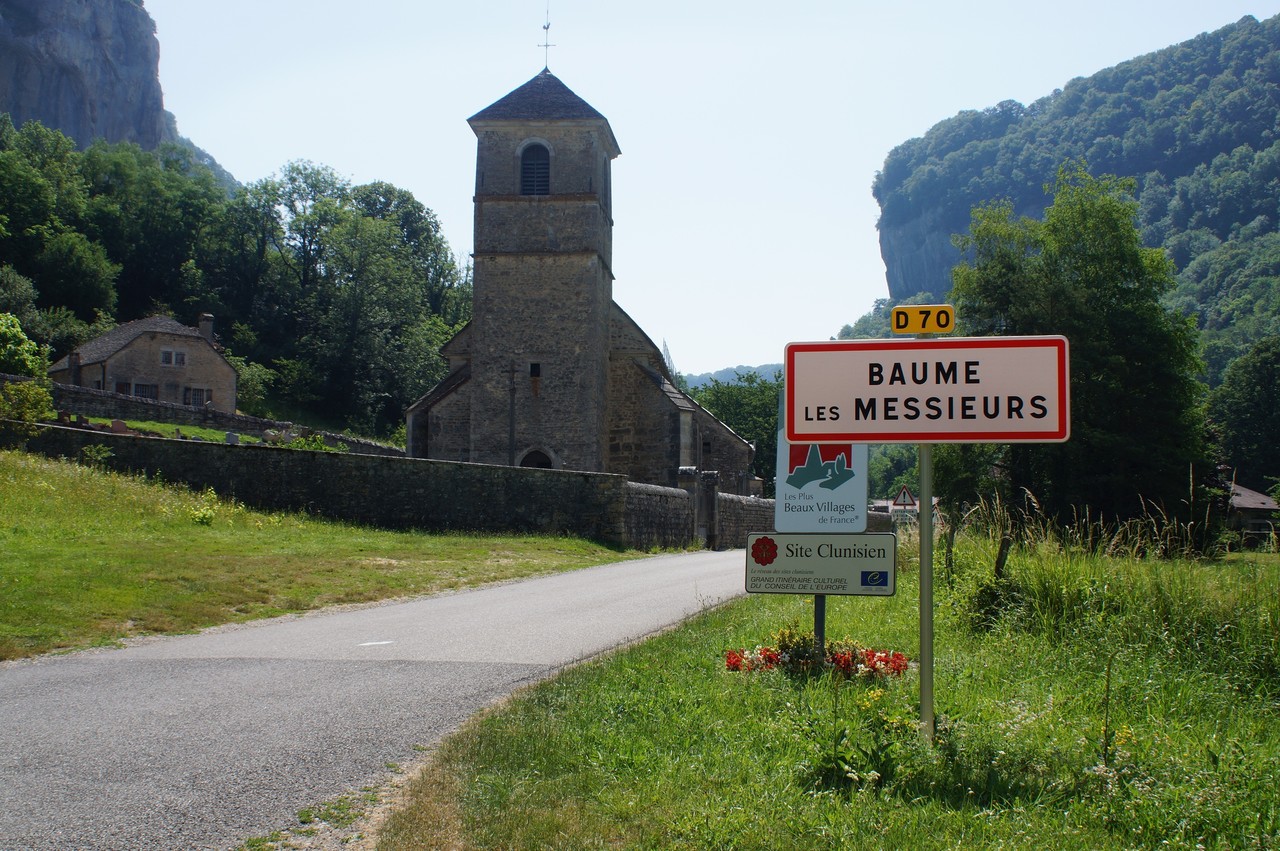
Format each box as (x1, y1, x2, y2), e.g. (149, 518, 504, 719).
(1228, 482, 1279, 542)
(406, 70, 756, 493)
(48, 314, 237, 413)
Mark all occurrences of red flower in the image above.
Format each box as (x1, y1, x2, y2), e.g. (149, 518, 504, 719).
(830, 650, 857, 676)
(725, 649, 745, 671)
(751, 536, 778, 566)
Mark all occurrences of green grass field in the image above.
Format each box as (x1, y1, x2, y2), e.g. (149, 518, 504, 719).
(0, 450, 639, 660)
(5, 449, 1277, 849)
(378, 532, 1280, 849)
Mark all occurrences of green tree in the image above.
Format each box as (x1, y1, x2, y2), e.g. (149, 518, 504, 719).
(1207, 335, 1280, 492)
(79, 141, 226, 318)
(947, 163, 1206, 522)
(0, 266, 40, 330)
(0, 312, 48, 377)
(868, 444, 920, 502)
(688, 371, 782, 497)
(224, 353, 277, 418)
(0, 379, 53, 446)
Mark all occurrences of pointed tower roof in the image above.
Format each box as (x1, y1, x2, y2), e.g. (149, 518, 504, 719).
(469, 69, 620, 154)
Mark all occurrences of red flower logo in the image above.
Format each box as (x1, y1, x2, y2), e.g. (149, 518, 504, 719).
(751, 536, 778, 566)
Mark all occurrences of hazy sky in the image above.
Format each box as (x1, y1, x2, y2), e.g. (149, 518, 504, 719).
(143, 1, 1280, 375)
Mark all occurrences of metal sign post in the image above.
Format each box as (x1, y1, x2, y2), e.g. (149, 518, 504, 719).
(918, 443, 934, 740)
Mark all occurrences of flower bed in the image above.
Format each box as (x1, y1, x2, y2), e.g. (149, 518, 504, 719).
(725, 627, 908, 680)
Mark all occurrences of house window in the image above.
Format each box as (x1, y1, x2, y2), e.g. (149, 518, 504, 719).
(184, 387, 211, 406)
(132, 383, 159, 400)
(529, 362, 541, 378)
(520, 144, 550, 195)
(161, 349, 186, 367)
(115, 381, 131, 395)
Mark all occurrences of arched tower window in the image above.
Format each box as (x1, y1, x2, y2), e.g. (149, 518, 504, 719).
(520, 144, 550, 195)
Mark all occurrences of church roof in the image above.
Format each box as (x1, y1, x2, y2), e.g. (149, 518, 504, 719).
(469, 69, 608, 123)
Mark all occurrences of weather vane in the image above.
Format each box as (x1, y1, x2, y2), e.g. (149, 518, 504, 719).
(539, 2, 555, 69)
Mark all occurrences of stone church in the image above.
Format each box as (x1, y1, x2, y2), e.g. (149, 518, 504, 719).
(406, 69, 758, 495)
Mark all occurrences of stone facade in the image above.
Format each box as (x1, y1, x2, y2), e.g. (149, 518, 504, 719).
(406, 70, 756, 494)
(48, 315, 237, 413)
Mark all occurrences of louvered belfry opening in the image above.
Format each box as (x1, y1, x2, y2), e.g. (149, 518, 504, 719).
(521, 144, 550, 195)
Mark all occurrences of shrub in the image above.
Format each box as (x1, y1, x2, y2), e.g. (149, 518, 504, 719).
(0, 379, 53, 446)
(0, 312, 48, 378)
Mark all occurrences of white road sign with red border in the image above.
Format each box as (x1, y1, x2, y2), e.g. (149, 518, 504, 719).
(785, 336, 1070, 444)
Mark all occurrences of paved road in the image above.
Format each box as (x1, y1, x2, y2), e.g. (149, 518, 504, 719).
(0, 550, 746, 850)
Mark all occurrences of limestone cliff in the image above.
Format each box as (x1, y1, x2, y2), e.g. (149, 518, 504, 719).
(0, 0, 176, 149)
(878, 209, 968, 302)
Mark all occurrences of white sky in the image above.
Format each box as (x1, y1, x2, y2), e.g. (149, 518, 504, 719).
(143, 1, 1280, 376)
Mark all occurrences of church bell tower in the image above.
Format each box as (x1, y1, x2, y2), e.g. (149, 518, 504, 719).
(465, 69, 621, 470)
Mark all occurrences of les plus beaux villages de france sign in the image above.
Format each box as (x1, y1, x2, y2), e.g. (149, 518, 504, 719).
(775, 438, 870, 532)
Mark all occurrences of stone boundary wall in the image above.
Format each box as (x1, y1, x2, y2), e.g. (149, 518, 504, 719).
(0, 373, 402, 457)
(624, 483, 694, 551)
(26, 424, 633, 543)
(715, 492, 776, 550)
(12, 411, 787, 552)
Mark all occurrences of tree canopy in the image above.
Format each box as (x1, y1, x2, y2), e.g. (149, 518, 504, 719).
(872, 13, 1280, 387)
(0, 312, 47, 378)
(0, 115, 471, 437)
(1207, 335, 1280, 493)
(945, 164, 1207, 521)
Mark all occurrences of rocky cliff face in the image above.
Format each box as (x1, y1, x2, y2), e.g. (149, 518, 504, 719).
(878, 210, 962, 302)
(0, 0, 176, 149)
(878, 199, 1049, 302)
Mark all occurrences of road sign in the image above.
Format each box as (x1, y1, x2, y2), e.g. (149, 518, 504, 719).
(892, 486, 915, 507)
(785, 336, 1070, 444)
(774, 393, 868, 532)
(746, 533, 896, 596)
(891, 304, 954, 335)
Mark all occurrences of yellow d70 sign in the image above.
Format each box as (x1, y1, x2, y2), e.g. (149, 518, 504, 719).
(891, 304, 955, 335)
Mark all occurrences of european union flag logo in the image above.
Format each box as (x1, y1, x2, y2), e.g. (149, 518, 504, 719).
(861, 571, 888, 587)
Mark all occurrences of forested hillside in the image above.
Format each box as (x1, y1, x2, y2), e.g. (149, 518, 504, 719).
(0, 116, 470, 437)
(872, 13, 1280, 382)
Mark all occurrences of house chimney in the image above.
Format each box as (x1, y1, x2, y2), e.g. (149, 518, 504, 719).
(68, 351, 82, 386)
(198, 313, 215, 342)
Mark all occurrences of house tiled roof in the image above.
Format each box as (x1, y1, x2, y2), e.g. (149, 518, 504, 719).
(469, 69, 607, 123)
(1231, 483, 1279, 512)
(49, 316, 206, 371)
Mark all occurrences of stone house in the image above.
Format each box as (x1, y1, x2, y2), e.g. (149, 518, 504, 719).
(406, 69, 757, 493)
(48, 314, 237, 413)
(1228, 482, 1278, 542)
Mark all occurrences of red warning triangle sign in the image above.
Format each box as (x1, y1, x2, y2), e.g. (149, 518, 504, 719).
(892, 486, 916, 507)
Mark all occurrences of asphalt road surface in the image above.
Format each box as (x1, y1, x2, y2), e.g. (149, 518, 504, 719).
(0, 549, 746, 850)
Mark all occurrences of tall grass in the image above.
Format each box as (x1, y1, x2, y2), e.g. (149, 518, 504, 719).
(378, 510, 1280, 849)
(952, 498, 1280, 698)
